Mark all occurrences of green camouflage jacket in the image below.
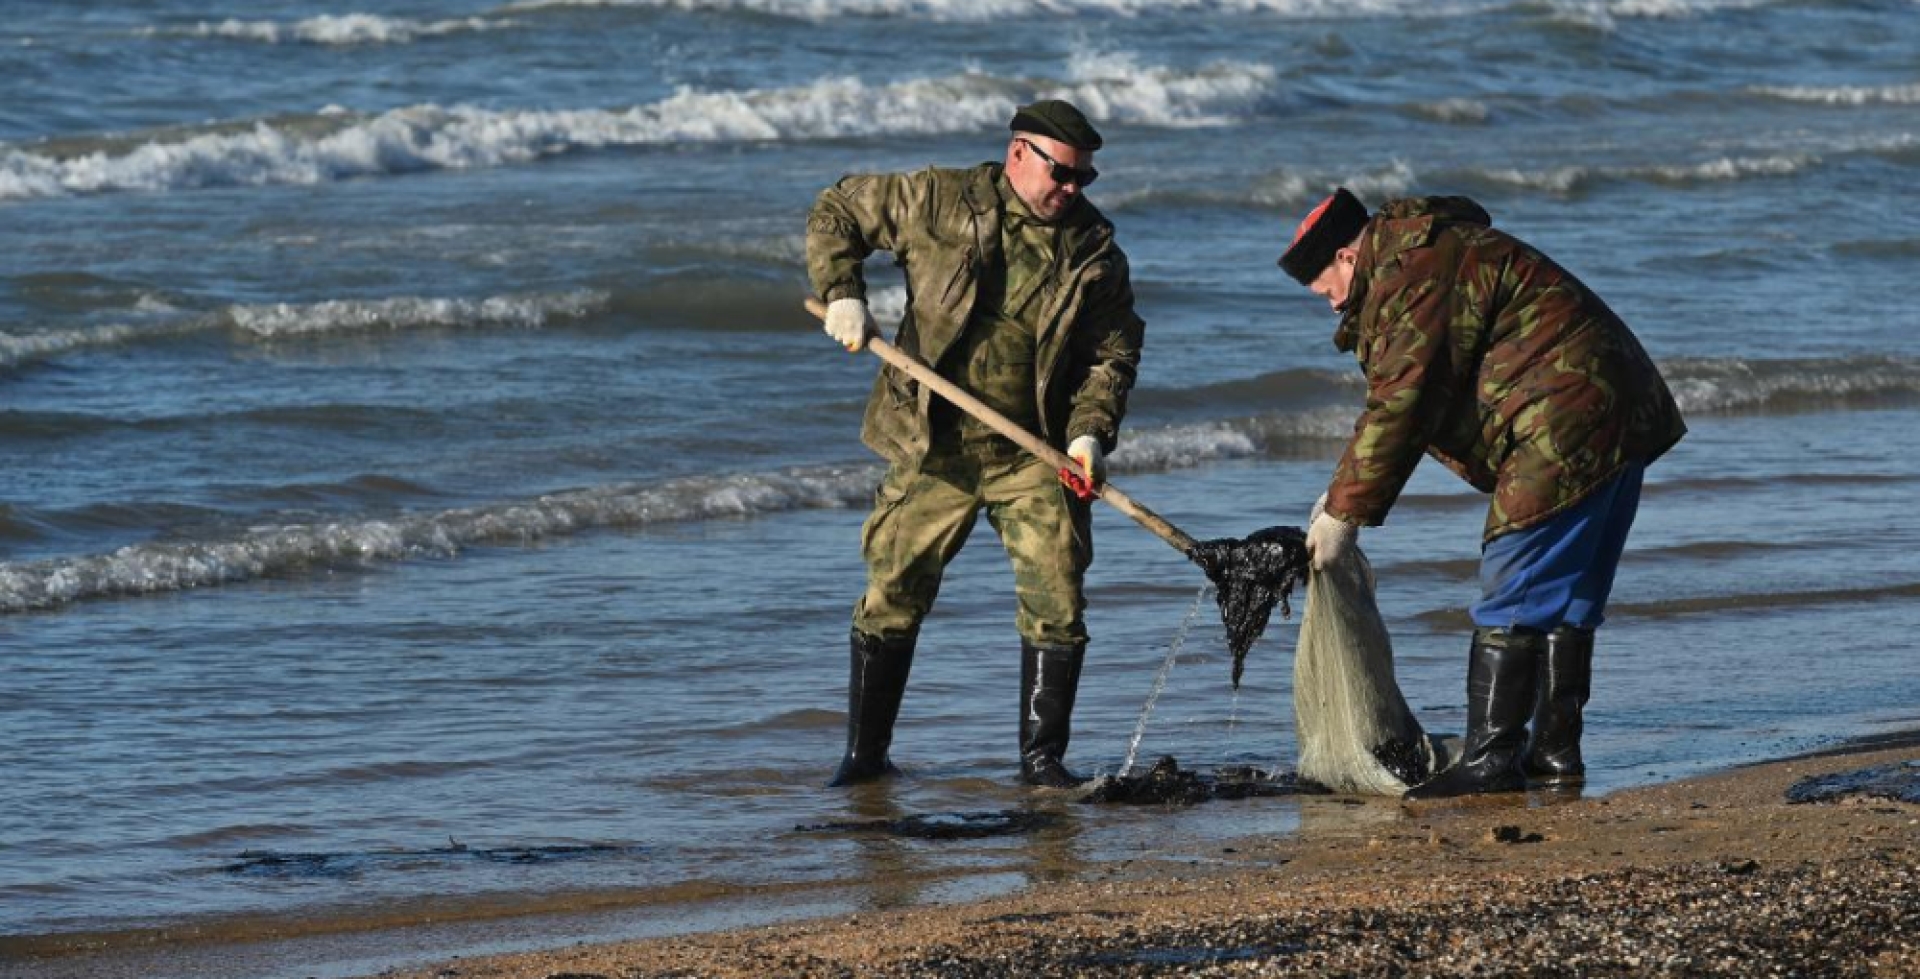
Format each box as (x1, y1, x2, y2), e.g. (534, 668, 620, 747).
(807, 162, 1144, 467)
(1325, 196, 1686, 541)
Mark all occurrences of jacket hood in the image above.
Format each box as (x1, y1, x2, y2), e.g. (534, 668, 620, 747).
(1376, 195, 1492, 228)
(1366, 195, 1492, 264)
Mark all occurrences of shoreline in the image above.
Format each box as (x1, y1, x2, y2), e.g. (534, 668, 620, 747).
(383, 730, 1919, 978)
(9, 730, 1917, 979)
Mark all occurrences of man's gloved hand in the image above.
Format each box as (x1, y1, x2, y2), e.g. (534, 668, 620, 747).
(1058, 435, 1105, 501)
(823, 297, 877, 352)
(1306, 509, 1358, 572)
(1067, 435, 1107, 486)
(1309, 491, 1329, 525)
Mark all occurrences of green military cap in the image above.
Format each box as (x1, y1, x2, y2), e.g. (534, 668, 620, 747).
(1009, 99, 1103, 152)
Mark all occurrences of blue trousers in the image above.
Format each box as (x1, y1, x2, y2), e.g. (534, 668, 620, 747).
(1472, 463, 1645, 632)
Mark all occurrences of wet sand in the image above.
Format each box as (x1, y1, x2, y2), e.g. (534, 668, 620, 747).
(9, 735, 1915, 979)
(361, 733, 1920, 979)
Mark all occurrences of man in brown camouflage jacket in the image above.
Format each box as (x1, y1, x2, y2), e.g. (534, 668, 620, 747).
(1279, 188, 1685, 798)
(808, 100, 1145, 788)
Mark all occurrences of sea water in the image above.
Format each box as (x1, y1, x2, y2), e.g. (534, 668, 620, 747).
(3, 1, 1919, 975)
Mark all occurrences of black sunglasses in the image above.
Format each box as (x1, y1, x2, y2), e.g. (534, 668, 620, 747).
(1018, 138, 1098, 188)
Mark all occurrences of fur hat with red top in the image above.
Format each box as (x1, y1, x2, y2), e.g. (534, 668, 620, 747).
(1278, 187, 1369, 285)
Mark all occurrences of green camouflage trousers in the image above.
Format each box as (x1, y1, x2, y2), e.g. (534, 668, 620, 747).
(853, 440, 1093, 647)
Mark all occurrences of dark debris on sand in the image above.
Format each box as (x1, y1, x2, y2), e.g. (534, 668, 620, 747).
(1787, 760, 1920, 805)
(841, 857, 1920, 978)
(793, 809, 1058, 840)
(1080, 756, 1328, 806)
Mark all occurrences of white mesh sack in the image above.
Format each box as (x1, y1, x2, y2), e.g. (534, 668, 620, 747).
(1293, 545, 1438, 795)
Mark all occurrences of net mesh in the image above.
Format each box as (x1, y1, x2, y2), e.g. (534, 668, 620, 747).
(1292, 546, 1437, 795)
(1185, 525, 1309, 688)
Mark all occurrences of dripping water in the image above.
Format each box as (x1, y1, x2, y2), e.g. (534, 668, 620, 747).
(1120, 586, 1208, 777)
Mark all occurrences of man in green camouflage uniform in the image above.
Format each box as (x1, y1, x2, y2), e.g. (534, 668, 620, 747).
(808, 100, 1145, 788)
(1278, 188, 1685, 798)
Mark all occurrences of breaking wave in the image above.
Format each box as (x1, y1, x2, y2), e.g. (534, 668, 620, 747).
(1404, 98, 1492, 125)
(1114, 133, 1918, 212)
(0, 408, 1337, 613)
(4, 351, 1910, 613)
(1749, 83, 1920, 107)
(1111, 409, 1356, 469)
(0, 323, 150, 368)
(226, 290, 608, 339)
(1126, 356, 1920, 424)
(490, 0, 1771, 21)
(492, 0, 1459, 19)
(0, 52, 1273, 201)
(148, 14, 511, 45)
(0, 290, 608, 369)
(1105, 160, 1416, 212)
(1665, 356, 1920, 414)
(1532, 0, 1776, 31)
(0, 467, 882, 614)
(1454, 133, 1920, 196)
(1456, 154, 1813, 195)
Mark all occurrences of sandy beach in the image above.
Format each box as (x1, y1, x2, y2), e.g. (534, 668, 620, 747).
(338, 733, 1920, 979)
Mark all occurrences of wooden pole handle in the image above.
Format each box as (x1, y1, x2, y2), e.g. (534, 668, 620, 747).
(805, 297, 1197, 555)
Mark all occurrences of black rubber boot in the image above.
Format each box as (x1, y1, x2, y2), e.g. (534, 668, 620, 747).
(1405, 627, 1542, 800)
(1524, 626, 1594, 783)
(828, 629, 915, 787)
(1019, 640, 1087, 788)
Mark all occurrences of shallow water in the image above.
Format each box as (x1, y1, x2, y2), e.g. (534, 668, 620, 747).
(4, 0, 1920, 974)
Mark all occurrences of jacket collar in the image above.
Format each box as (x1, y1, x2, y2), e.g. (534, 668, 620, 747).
(1329, 196, 1493, 352)
(967, 162, 1113, 258)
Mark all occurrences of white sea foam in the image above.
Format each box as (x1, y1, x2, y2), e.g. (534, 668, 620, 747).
(1111, 423, 1261, 470)
(1466, 153, 1811, 194)
(1407, 98, 1491, 124)
(491, 0, 1771, 18)
(492, 0, 1482, 19)
(1469, 164, 1592, 194)
(0, 53, 1273, 200)
(0, 291, 612, 368)
(0, 324, 144, 367)
(155, 15, 509, 45)
(1638, 155, 1808, 183)
(1237, 160, 1416, 209)
(1115, 159, 1411, 211)
(1750, 83, 1920, 107)
(0, 409, 1351, 612)
(1541, 0, 1773, 31)
(0, 467, 883, 614)
(227, 290, 609, 338)
(9, 352, 1906, 613)
(1665, 357, 1920, 414)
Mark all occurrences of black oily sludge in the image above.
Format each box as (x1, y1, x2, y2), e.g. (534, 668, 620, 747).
(1080, 756, 1329, 806)
(795, 809, 1059, 839)
(1786, 760, 1920, 804)
(223, 841, 644, 878)
(1372, 735, 1438, 789)
(1185, 525, 1310, 688)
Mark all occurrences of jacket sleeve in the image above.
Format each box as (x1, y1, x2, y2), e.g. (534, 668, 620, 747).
(805, 170, 933, 303)
(1063, 250, 1145, 452)
(1325, 267, 1452, 527)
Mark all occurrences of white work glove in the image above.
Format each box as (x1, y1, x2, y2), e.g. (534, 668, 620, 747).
(1067, 435, 1107, 487)
(1306, 509, 1358, 572)
(1309, 491, 1329, 525)
(823, 297, 877, 352)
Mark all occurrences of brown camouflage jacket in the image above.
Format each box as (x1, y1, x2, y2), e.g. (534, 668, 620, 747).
(807, 162, 1144, 467)
(1325, 196, 1686, 541)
